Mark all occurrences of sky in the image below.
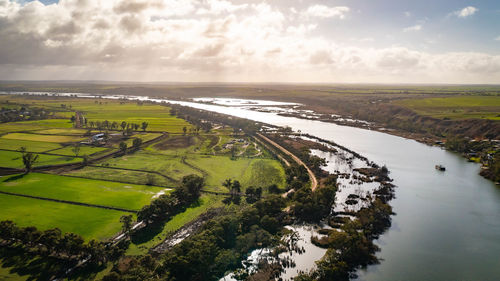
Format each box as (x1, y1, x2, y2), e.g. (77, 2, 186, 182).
(0, 0, 499, 83)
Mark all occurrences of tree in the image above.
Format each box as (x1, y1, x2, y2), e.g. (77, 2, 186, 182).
(182, 126, 187, 136)
(222, 179, 232, 190)
(120, 215, 133, 234)
(120, 121, 127, 131)
(22, 152, 39, 173)
(72, 144, 81, 157)
(141, 121, 149, 131)
(119, 142, 127, 154)
(133, 138, 143, 150)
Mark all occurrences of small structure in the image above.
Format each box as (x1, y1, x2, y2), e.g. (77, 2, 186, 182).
(435, 164, 446, 171)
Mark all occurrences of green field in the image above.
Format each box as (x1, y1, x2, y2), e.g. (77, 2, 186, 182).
(97, 151, 202, 181)
(49, 145, 109, 156)
(0, 193, 126, 241)
(0, 173, 169, 210)
(0, 173, 170, 241)
(0, 94, 288, 277)
(396, 96, 500, 120)
(0, 119, 72, 134)
(0, 138, 62, 152)
(67, 166, 177, 187)
(186, 155, 286, 192)
(0, 150, 80, 168)
(1, 133, 83, 143)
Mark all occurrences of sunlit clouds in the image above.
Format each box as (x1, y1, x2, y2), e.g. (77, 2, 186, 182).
(0, 0, 499, 83)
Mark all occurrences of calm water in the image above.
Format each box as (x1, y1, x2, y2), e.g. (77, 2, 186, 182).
(163, 99, 500, 280)
(7, 93, 500, 280)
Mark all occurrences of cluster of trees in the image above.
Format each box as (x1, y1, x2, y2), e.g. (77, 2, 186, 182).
(285, 163, 310, 190)
(102, 195, 286, 281)
(84, 120, 148, 134)
(270, 135, 327, 175)
(445, 135, 500, 182)
(137, 175, 204, 226)
(118, 138, 143, 155)
(1, 105, 52, 123)
(169, 103, 261, 134)
(291, 182, 337, 222)
(296, 199, 393, 281)
(0, 221, 126, 267)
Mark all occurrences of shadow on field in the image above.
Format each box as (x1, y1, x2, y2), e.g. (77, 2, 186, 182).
(2, 174, 26, 182)
(0, 247, 72, 280)
(0, 247, 107, 280)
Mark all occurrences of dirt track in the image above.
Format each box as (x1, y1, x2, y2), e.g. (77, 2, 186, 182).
(256, 133, 318, 191)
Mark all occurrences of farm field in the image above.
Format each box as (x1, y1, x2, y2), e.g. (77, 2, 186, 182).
(186, 155, 285, 192)
(0, 138, 62, 152)
(1, 132, 84, 143)
(3, 97, 194, 133)
(0, 94, 289, 281)
(0, 193, 127, 241)
(395, 96, 500, 120)
(0, 173, 169, 210)
(0, 150, 80, 168)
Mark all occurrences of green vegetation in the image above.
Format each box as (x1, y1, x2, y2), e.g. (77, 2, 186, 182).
(1, 133, 83, 143)
(0, 194, 125, 240)
(0, 150, 80, 168)
(0, 173, 168, 210)
(0, 138, 61, 152)
(395, 96, 500, 120)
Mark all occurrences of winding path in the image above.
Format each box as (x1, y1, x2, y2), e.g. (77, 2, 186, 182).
(256, 133, 318, 191)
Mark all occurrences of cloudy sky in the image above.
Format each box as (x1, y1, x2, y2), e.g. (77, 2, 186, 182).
(0, 0, 499, 83)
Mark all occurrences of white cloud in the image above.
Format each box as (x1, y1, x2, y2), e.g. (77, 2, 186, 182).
(454, 6, 478, 18)
(0, 0, 498, 83)
(404, 11, 411, 17)
(495, 36, 500, 41)
(403, 24, 422, 32)
(304, 4, 350, 19)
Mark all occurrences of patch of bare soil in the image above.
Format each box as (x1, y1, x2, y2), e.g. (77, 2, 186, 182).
(154, 136, 197, 150)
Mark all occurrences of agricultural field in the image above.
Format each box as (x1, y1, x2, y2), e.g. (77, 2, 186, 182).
(0, 173, 170, 240)
(395, 96, 500, 120)
(0, 150, 80, 168)
(0, 94, 289, 281)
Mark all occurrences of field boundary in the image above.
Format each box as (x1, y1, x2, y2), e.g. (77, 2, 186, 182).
(0, 190, 138, 213)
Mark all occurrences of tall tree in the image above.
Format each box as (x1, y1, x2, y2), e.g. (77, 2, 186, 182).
(72, 144, 81, 157)
(22, 152, 39, 174)
(141, 121, 148, 131)
(120, 215, 133, 234)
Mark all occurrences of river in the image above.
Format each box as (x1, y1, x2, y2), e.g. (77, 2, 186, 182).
(4, 93, 500, 280)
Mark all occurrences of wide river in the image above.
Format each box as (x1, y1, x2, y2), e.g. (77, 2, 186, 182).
(164, 98, 500, 281)
(4, 92, 500, 280)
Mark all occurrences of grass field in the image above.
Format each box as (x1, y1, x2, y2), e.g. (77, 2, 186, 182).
(1, 133, 83, 143)
(98, 152, 202, 181)
(186, 155, 286, 192)
(66, 166, 177, 187)
(0, 150, 80, 168)
(0, 173, 171, 241)
(395, 96, 500, 120)
(0, 119, 72, 134)
(0, 193, 126, 240)
(0, 173, 169, 210)
(15, 99, 193, 133)
(0, 138, 62, 152)
(49, 145, 109, 156)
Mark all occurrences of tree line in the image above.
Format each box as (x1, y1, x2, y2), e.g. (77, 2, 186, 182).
(0, 221, 127, 268)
